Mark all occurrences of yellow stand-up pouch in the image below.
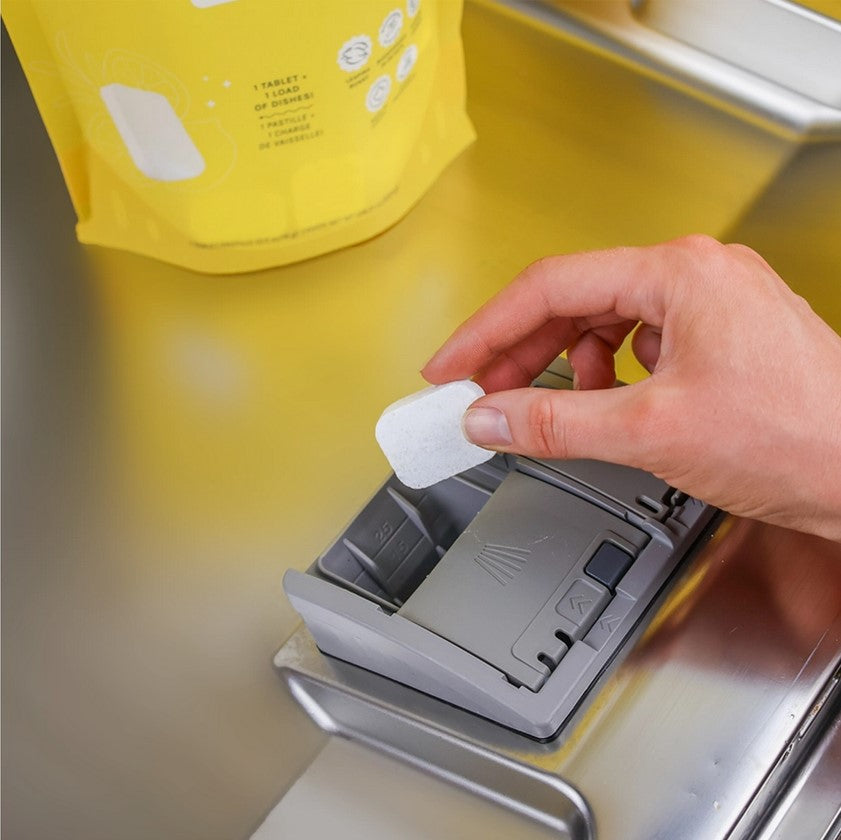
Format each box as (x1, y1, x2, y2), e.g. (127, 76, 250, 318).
(3, 0, 474, 273)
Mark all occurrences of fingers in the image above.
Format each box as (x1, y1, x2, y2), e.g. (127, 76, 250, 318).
(423, 242, 686, 384)
(473, 317, 579, 393)
(462, 382, 656, 467)
(567, 333, 617, 390)
(567, 322, 635, 389)
(632, 323, 663, 373)
(472, 318, 635, 393)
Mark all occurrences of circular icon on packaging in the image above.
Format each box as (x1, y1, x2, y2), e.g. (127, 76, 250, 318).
(407, 0, 421, 17)
(337, 34, 372, 72)
(396, 44, 418, 82)
(379, 9, 403, 47)
(366, 74, 392, 112)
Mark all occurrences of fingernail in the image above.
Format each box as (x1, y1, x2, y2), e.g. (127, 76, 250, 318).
(462, 407, 513, 447)
(572, 371, 580, 391)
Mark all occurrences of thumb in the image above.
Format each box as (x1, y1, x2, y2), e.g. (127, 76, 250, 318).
(462, 384, 656, 467)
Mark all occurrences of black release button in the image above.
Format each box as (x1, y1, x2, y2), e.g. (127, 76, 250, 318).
(585, 542, 634, 590)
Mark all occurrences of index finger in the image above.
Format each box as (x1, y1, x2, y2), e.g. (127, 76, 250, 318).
(422, 240, 687, 383)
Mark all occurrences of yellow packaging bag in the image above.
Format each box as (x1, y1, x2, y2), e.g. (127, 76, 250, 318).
(3, 0, 474, 273)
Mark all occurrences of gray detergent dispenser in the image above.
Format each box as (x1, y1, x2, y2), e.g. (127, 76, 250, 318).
(283, 360, 716, 738)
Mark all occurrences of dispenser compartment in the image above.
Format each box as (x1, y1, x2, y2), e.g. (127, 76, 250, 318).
(283, 446, 715, 738)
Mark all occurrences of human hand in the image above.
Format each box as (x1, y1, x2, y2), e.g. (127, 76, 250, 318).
(422, 236, 841, 540)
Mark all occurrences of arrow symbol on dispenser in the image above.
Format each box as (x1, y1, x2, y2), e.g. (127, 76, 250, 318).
(598, 614, 621, 633)
(569, 594, 593, 615)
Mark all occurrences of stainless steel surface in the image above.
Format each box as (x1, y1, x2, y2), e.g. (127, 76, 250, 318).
(253, 738, 565, 840)
(755, 714, 841, 840)
(750, 674, 841, 840)
(280, 668, 595, 839)
(1, 26, 325, 840)
(278, 516, 841, 840)
(633, 0, 841, 108)
(557, 518, 841, 840)
(518, 0, 841, 138)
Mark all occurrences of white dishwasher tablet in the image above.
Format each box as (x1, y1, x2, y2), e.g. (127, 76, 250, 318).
(100, 84, 205, 181)
(375, 380, 494, 489)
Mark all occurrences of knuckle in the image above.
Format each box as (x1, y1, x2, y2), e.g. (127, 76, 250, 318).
(623, 386, 669, 463)
(519, 255, 560, 286)
(497, 348, 535, 383)
(526, 394, 567, 458)
(725, 241, 762, 262)
(725, 242, 776, 277)
(667, 235, 734, 296)
(669, 235, 732, 279)
(790, 290, 817, 317)
(636, 387, 665, 436)
(673, 233, 724, 256)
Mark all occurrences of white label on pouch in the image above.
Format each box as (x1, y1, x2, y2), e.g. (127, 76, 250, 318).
(338, 35, 373, 72)
(379, 9, 403, 47)
(366, 75, 392, 113)
(100, 84, 205, 182)
(396, 45, 418, 82)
